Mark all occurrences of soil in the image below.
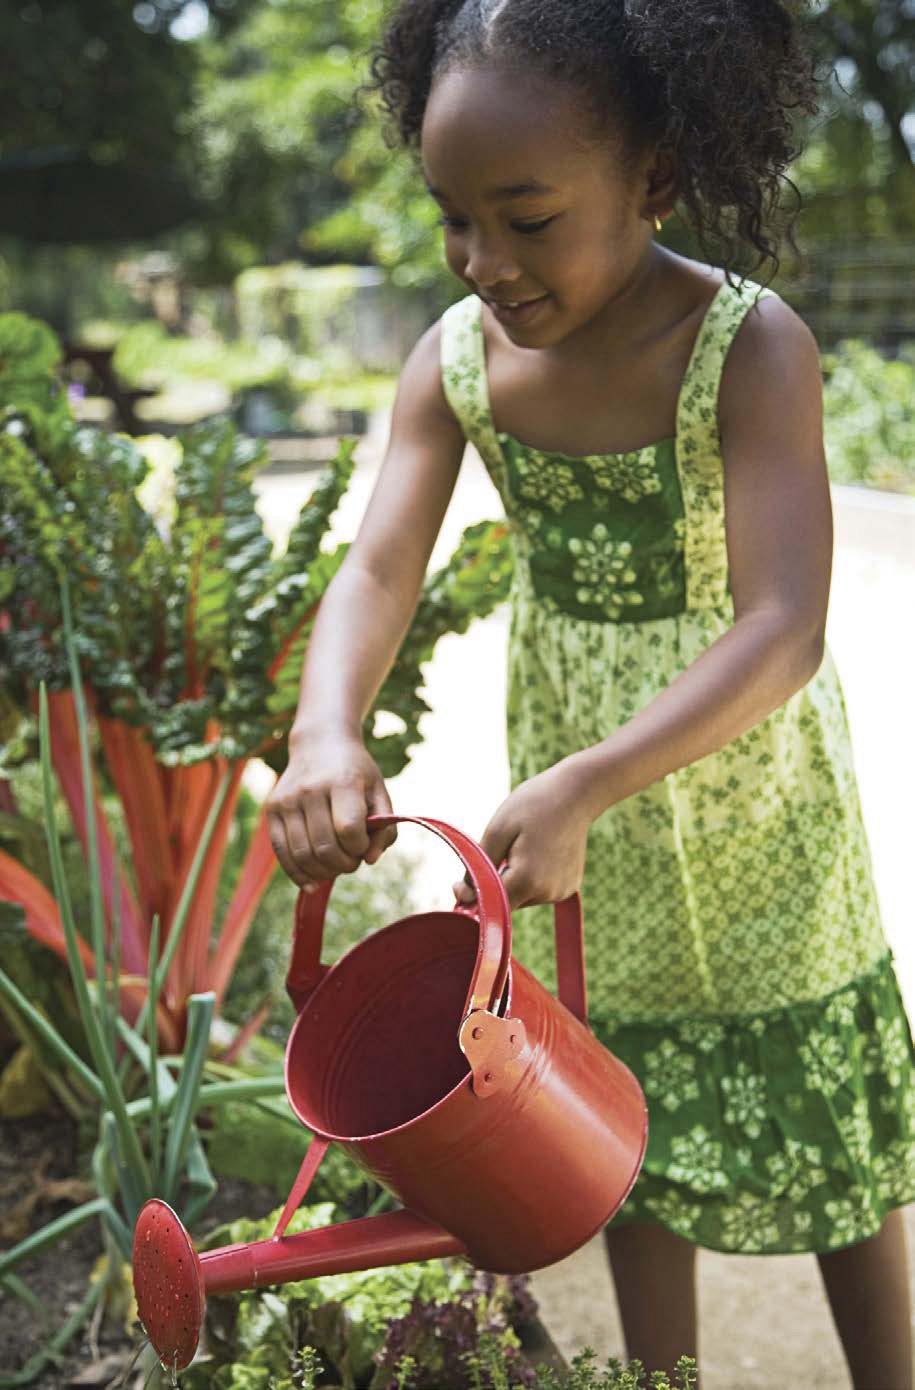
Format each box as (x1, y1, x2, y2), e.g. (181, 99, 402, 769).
(0, 1111, 565, 1390)
(0, 1110, 281, 1389)
(11, 1105, 907, 1390)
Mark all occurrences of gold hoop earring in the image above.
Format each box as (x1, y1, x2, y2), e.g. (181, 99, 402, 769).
(654, 214, 663, 233)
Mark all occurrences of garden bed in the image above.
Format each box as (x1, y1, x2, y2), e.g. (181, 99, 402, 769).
(0, 1111, 284, 1388)
(0, 1109, 571, 1390)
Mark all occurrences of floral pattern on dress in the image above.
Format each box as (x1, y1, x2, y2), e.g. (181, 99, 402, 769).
(585, 449, 663, 503)
(567, 528, 644, 619)
(643, 1037, 700, 1112)
(514, 454, 583, 512)
(439, 284, 915, 1256)
(720, 1061, 767, 1139)
(595, 957, 915, 1254)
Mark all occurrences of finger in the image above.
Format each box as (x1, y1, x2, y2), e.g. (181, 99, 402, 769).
(453, 877, 476, 905)
(499, 862, 534, 910)
(267, 807, 320, 889)
(304, 796, 362, 878)
(329, 784, 372, 861)
(452, 813, 515, 904)
(452, 857, 510, 907)
(364, 780, 397, 865)
(283, 802, 333, 884)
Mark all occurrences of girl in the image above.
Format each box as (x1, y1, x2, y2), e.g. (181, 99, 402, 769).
(266, 2, 915, 1383)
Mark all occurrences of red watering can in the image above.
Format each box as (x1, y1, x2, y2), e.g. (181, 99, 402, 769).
(133, 815, 647, 1371)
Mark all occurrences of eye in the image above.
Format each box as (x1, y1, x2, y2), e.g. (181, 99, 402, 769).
(437, 215, 468, 231)
(512, 216, 556, 235)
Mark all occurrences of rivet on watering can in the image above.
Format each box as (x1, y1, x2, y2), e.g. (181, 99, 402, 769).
(472, 1026, 483, 1039)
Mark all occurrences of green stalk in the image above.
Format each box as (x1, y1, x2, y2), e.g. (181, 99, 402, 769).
(58, 576, 108, 1047)
(0, 1275, 104, 1389)
(115, 1014, 175, 1101)
(91, 1132, 132, 1257)
(99, 1111, 146, 1235)
(181, 1130, 218, 1227)
(135, 766, 235, 1040)
(38, 682, 151, 1192)
(108, 855, 123, 1066)
(123, 1074, 286, 1122)
(0, 966, 104, 1102)
(162, 991, 214, 1203)
(147, 913, 161, 1186)
(0, 1274, 47, 1318)
(0, 1198, 112, 1278)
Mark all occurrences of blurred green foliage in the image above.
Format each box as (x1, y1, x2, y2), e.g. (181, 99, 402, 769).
(0, 1, 911, 318)
(823, 339, 915, 495)
(113, 319, 293, 394)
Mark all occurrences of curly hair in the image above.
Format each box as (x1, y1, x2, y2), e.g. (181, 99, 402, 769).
(368, 0, 820, 277)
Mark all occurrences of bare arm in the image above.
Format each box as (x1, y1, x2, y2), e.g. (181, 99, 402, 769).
(460, 297, 833, 908)
(267, 320, 466, 886)
(568, 294, 831, 819)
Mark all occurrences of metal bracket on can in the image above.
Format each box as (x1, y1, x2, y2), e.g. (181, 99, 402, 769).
(458, 1011, 528, 1097)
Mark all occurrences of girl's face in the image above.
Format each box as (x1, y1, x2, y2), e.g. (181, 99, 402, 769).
(421, 65, 656, 350)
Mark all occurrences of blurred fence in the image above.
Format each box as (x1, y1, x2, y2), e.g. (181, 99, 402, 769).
(777, 241, 915, 350)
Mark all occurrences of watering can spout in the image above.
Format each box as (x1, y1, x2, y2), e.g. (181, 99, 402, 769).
(133, 815, 649, 1374)
(133, 1198, 466, 1371)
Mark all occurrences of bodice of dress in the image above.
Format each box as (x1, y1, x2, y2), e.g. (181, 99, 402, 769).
(440, 278, 774, 620)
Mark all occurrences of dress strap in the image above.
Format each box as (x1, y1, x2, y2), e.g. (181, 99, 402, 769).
(675, 279, 776, 611)
(440, 296, 511, 501)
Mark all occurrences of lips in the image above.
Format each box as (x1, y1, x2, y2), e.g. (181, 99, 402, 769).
(485, 294, 549, 327)
(488, 295, 544, 309)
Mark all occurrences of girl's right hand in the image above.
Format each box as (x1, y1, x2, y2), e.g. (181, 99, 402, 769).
(265, 731, 397, 890)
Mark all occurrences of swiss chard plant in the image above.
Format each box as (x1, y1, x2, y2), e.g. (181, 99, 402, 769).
(0, 310, 512, 1049)
(0, 583, 290, 1389)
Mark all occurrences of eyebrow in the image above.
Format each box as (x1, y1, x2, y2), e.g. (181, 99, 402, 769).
(426, 179, 558, 202)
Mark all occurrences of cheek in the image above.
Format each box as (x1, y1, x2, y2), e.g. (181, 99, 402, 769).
(443, 234, 468, 279)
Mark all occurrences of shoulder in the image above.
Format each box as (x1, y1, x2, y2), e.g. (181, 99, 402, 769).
(400, 293, 478, 387)
(719, 286, 822, 434)
(391, 315, 465, 439)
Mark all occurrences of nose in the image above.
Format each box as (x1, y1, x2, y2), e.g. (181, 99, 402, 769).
(463, 230, 521, 289)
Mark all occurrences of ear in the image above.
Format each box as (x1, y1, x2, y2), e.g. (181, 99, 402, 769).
(641, 145, 678, 224)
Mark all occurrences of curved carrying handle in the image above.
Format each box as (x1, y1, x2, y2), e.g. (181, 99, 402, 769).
(285, 816, 589, 1026)
(285, 814, 512, 1022)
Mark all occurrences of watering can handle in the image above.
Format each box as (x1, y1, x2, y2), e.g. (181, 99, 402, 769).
(286, 814, 512, 1020)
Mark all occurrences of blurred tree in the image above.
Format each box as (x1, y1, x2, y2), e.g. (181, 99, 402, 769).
(185, 0, 913, 285)
(0, 0, 911, 312)
(795, 0, 914, 238)
(0, 0, 257, 243)
(808, 0, 913, 174)
(176, 0, 379, 283)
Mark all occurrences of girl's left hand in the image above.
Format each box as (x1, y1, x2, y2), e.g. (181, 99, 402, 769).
(453, 759, 593, 909)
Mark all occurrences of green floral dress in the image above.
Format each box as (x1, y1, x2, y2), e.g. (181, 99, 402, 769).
(440, 280, 915, 1254)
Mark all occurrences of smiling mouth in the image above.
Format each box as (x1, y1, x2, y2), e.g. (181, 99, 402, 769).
(488, 295, 546, 309)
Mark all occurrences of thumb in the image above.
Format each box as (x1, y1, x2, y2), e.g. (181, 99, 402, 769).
(453, 823, 513, 905)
